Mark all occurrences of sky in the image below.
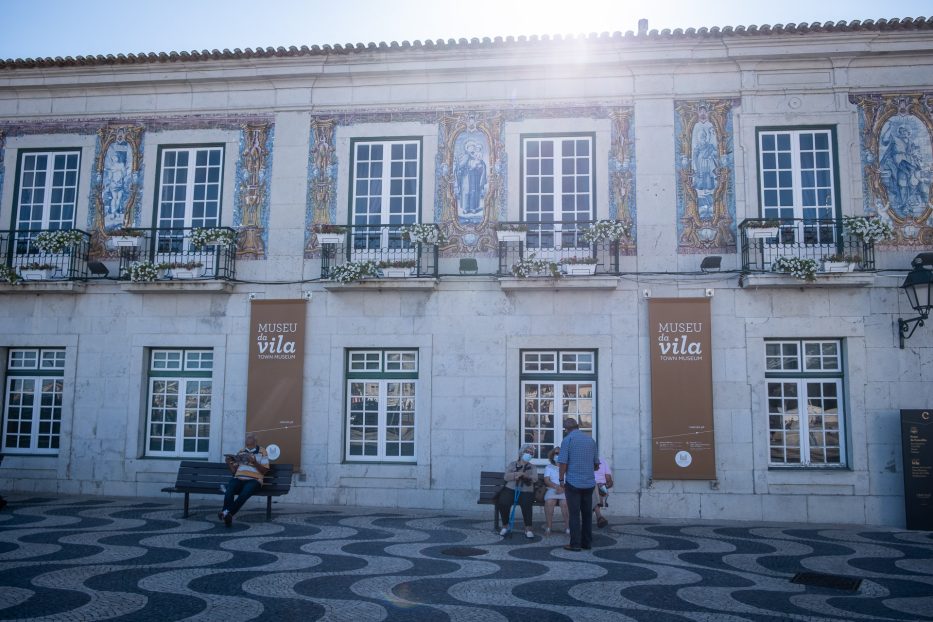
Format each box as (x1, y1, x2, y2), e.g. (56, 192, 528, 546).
(1, 0, 930, 60)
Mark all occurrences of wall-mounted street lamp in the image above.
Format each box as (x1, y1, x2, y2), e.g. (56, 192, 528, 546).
(898, 253, 933, 349)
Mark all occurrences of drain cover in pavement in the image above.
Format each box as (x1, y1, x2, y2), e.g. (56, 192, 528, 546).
(442, 547, 486, 557)
(791, 572, 862, 591)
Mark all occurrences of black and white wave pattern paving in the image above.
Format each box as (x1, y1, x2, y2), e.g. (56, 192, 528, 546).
(0, 496, 931, 621)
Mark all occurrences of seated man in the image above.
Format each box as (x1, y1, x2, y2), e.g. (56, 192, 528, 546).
(219, 433, 269, 527)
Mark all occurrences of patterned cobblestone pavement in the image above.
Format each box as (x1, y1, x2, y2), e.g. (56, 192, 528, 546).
(0, 495, 931, 621)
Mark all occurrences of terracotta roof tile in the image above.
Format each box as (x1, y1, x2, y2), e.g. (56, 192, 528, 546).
(1, 16, 930, 70)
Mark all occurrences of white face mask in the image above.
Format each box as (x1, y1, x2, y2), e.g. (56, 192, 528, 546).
(521, 453, 533, 463)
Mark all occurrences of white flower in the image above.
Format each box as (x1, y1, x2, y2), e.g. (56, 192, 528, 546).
(399, 224, 446, 245)
(511, 253, 561, 278)
(0, 265, 22, 284)
(189, 227, 237, 249)
(842, 216, 893, 244)
(773, 256, 818, 282)
(329, 260, 378, 283)
(581, 220, 629, 243)
(33, 230, 86, 253)
(126, 261, 161, 282)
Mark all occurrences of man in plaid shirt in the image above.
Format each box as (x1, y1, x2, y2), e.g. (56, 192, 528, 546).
(557, 418, 599, 551)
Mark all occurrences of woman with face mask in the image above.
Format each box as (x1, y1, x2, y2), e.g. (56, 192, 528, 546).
(496, 444, 538, 538)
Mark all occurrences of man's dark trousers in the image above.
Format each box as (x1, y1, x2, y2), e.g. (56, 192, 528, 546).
(223, 478, 261, 515)
(565, 483, 595, 548)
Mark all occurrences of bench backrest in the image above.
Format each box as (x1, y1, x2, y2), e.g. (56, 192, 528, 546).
(175, 461, 293, 494)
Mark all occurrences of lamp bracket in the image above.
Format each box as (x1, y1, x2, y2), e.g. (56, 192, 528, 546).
(899, 314, 928, 349)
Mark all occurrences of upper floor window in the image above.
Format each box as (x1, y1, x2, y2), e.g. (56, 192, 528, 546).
(3, 348, 66, 454)
(13, 150, 80, 240)
(146, 349, 214, 458)
(345, 349, 417, 462)
(765, 339, 846, 468)
(522, 135, 594, 250)
(521, 349, 596, 462)
(350, 140, 420, 251)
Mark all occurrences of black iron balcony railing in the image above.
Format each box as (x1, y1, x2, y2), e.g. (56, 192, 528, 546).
(320, 224, 438, 279)
(495, 220, 622, 276)
(1, 228, 91, 280)
(739, 218, 876, 273)
(116, 227, 237, 281)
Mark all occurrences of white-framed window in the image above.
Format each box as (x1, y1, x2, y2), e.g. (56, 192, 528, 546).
(350, 139, 421, 251)
(2, 348, 66, 454)
(145, 349, 214, 457)
(521, 349, 596, 462)
(757, 128, 838, 245)
(522, 135, 594, 250)
(155, 146, 224, 252)
(13, 150, 81, 253)
(765, 339, 846, 467)
(346, 349, 417, 462)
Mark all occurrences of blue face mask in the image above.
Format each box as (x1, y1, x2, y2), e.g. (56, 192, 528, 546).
(521, 453, 533, 463)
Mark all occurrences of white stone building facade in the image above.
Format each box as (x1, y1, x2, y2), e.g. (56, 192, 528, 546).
(1, 17, 932, 526)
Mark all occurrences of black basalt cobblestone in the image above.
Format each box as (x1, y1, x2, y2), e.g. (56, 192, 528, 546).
(0, 495, 931, 621)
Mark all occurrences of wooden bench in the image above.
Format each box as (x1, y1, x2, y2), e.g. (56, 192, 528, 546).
(477, 470, 548, 530)
(162, 460, 293, 519)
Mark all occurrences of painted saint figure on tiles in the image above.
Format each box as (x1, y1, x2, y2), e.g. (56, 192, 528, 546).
(879, 116, 932, 216)
(691, 106, 718, 220)
(103, 127, 131, 229)
(454, 133, 488, 224)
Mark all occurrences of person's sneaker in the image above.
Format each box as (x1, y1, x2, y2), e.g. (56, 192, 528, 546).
(499, 527, 509, 536)
(217, 511, 225, 522)
(223, 512, 233, 527)
(525, 530, 534, 539)
(563, 544, 581, 551)
(597, 517, 609, 528)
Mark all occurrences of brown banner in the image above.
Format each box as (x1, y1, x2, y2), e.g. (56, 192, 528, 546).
(648, 298, 716, 479)
(246, 299, 307, 468)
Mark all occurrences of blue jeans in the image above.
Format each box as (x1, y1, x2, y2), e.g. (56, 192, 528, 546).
(565, 483, 594, 548)
(223, 477, 261, 516)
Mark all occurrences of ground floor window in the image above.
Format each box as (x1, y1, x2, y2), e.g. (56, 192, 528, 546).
(765, 339, 846, 467)
(146, 349, 213, 457)
(521, 349, 596, 461)
(2, 348, 65, 454)
(346, 349, 417, 462)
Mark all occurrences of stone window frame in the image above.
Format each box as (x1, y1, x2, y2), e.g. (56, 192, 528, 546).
(764, 339, 848, 468)
(519, 348, 598, 465)
(144, 348, 214, 458)
(344, 348, 418, 463)
(2, 347, 66, 455)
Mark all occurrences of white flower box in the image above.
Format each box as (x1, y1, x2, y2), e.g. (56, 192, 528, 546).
(381, 268, 413, 278)
(562, 263, 597, 275)
(822, 261, 857, 273)
(317, 233, 345, 245)
(496, 231, 527, 243)
(21, 269, 52, 280)
(172, 269, 199, 279)
(748, 227, 779, 239)
(110, 236, 142, 247)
